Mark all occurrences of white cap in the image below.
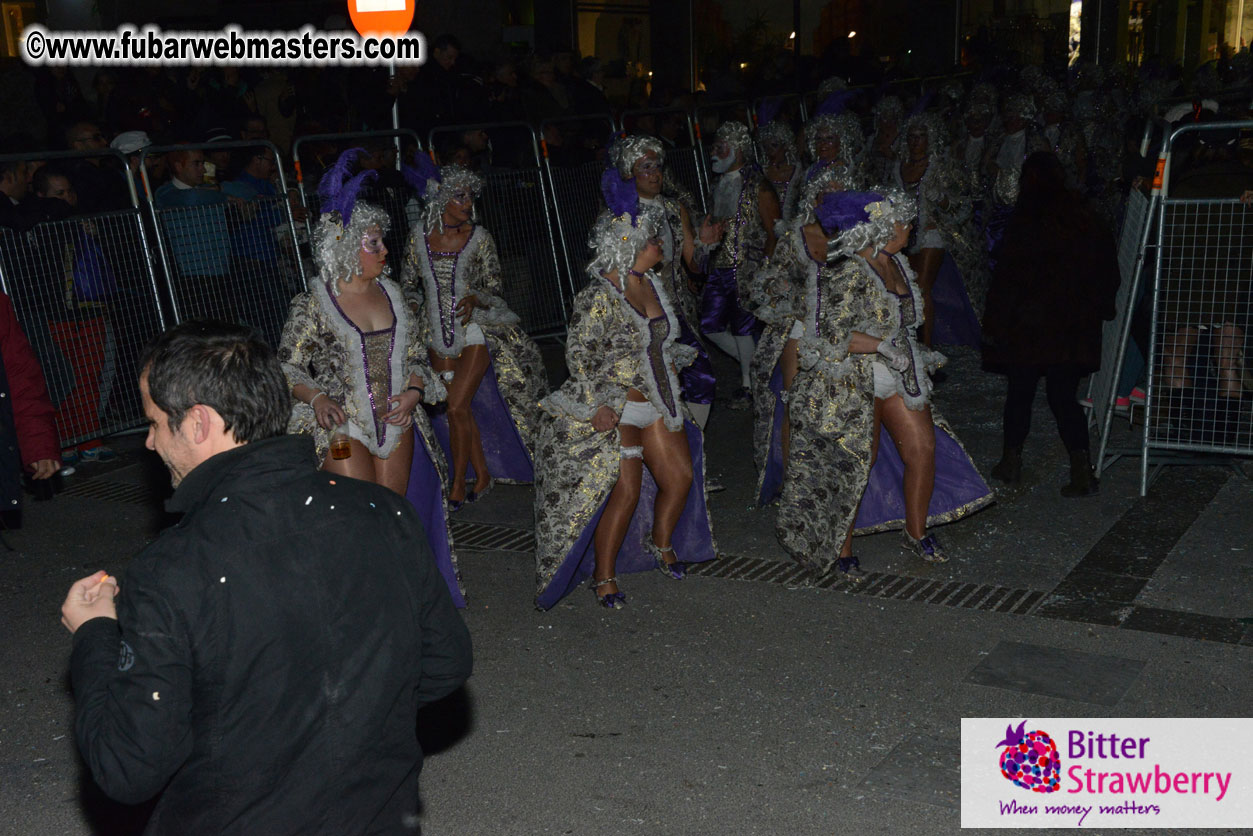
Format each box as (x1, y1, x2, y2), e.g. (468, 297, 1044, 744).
(110, 130, 151, 155)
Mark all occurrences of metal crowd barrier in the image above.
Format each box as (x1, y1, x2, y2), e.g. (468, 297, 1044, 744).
(540, 113, 617, 295)
(140, 141, 306, 349)
(430, 121, 571, 338)
(291, 129, 424, 265)
(1137, 120, 1253, 492)
(0, 148, 167, 449)
(617, 107, 709, 216)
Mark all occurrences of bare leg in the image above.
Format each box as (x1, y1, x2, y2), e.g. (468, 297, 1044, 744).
(909, 248, 943, 347)
(373, 425, 415, 496)
(780, 338, 799, 468)
(839, 398, 884, 558)
(879, 395, 937, 540)
(431, 345, 492, 501)
(639, 417, 694, 562)
(322, 438, 379, 483)
(591, 421, 644, 597)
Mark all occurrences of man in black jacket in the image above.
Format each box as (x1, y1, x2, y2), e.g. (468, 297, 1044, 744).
(60, 320, 472, 835)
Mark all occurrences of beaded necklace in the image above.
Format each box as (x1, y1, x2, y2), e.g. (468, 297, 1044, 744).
(425, 227, 473, 349)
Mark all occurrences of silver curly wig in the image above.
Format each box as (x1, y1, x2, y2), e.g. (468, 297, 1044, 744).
(756, 121, 798, 166)
(1003, 93, 1037, 123)
(610, 134, 665, 178)
(587, 204, 665, 281)
(805, 112, 865, 163)
(796, 162, 859, 225)
(714, 120, 755, 161)
(831, 188, 918, 257)
(312, 202, 392, 291)
(817, 76, 848, 96)
(872, 95, 904, 126)
(897, 112, 949, 163)
(422, 164, 484, 234)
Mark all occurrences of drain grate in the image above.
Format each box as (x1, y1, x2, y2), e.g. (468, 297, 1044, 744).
(61, 479, 159, 506)
(686, 553, 1044, 614)
(451, 520, 535, 553)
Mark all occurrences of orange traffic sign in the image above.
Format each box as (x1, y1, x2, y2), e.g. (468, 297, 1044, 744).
(348, 0, 415, 38)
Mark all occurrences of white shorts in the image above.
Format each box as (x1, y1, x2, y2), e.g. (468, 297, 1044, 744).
(788, 320, 804, 340)
(464, 323, 486, 345)
(619, 399, 662, 428)
(871, 360, 898, 399)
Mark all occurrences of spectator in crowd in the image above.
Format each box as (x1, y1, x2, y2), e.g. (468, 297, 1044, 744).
(239, 114, 269, 142)
(0, 158, 30, 230)
(569, 57, 610, 115)
(202, 128, 235, 185)
(222, 146, 293, 346)
(64, 120, 129, 214)
(24, 166, 119, 466)
(485, 56, 527, 123)
(0, 289, 61, 505)
(154, 148, 235, 322)
(61, 320, 472, 834)
(34, 67, 90, 142)
(110, 130, 165, 198)
(522, 56, 570, 123)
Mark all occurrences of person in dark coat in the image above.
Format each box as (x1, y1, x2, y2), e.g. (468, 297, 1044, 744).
(0, 290, 61, 510)
(60, 320, 472, 835)
(983, 151, 1119, 496)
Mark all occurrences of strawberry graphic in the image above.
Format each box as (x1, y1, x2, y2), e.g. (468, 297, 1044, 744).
(996, 721, 1061, 793)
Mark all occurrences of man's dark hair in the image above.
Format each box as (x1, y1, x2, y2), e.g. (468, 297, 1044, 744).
(431, 33, 461, 52)
(32, 164, 72, 197)
(141, 320, 289, 443)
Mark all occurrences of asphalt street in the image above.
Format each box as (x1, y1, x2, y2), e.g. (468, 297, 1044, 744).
(1, 344, 1249, 835)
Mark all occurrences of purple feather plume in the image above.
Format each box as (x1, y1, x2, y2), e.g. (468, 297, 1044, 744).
(816, 190, 882, 235)
(402, 151, 441, 196)
(907, 92, 934, 117)
(756, 97, 783, 128)
(318, 147, 367, 202)
(814, 90, 855, 117)
(324, 169, 378, 225)
(600, 165, 638, 219)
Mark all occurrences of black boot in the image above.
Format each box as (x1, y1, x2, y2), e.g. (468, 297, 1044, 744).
(990, 445, 1023, 485)
(1060, 449, 1099, 497)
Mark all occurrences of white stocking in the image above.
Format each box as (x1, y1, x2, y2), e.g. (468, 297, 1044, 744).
(704, 330, 737, 359)
(734, 335, 756, 388)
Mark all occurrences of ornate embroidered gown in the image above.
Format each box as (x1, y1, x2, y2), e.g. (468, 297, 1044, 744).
(775, 254, 994, 573)
(278, 275, 465, 606)
(748, 221, 811, 506)
(533, 271, 717, 610)
(401, 225, 548, 483)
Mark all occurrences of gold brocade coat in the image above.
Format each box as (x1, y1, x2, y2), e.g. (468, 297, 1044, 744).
(278, 276, 446, 464)
(532, 274, 712, 600)
(400, 225, 548, 455)
(775, 255, 988, 571)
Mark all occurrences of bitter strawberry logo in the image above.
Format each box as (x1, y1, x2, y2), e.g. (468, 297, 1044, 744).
(997, 720, 1061, 793)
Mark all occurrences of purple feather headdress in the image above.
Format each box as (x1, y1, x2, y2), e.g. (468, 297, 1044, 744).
(816, 190, 880, 234)
(600, 164, 639, 220)
(756, 97, 784, 128)
(401, 150, 441, 197)
(814, 90, 855, 117)
(318, 148, 377, 225)
(907, 92, 934, 118)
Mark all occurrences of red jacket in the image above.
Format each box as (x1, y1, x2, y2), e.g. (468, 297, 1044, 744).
(0, 291, 60, 468)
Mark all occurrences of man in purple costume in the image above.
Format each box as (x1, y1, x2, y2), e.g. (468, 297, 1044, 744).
(702, 121, 781, 408)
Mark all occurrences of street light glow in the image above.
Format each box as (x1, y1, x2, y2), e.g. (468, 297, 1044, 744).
(848, 31, 856, 38)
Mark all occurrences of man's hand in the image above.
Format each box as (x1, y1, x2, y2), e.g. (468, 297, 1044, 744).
(697, 214, 724, 244)
(28, 459, 60, 480)
(61, 571, 119, 634)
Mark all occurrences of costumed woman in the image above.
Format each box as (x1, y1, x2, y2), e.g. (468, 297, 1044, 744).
(756, 102, 804, 223)
(748, 162, 857, 507)
(892, 111, 983, 347)
(775, 189, 993, 578)
(400, 158, 548, 509)
(533, 195, 717, 610)
(278, 148, 464, 606)
(802, 93, 866, 183)
(610, 134, 722, 432)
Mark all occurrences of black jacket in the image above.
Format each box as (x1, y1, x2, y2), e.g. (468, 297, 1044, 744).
(70, 435, 472, 835)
